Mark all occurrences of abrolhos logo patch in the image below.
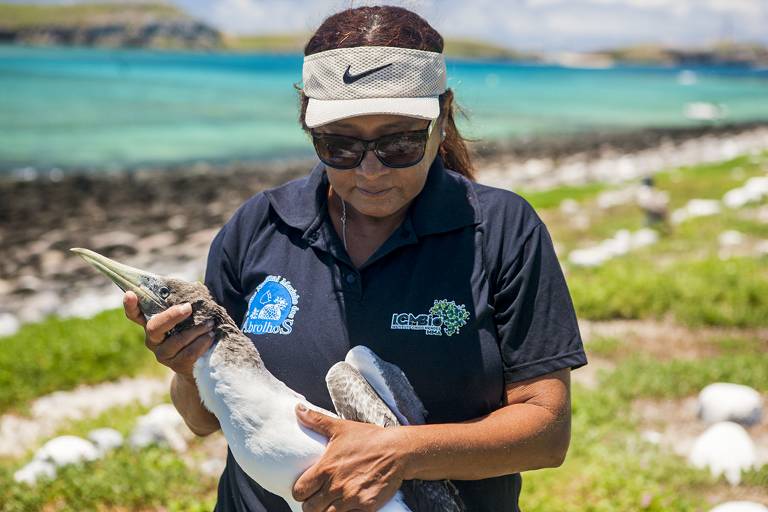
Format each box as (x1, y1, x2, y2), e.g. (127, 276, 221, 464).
(391, 299, 470, 336)
(242, 275, 299, 335)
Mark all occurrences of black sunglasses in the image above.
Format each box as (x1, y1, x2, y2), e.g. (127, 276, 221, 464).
(311, 120, 435, 170)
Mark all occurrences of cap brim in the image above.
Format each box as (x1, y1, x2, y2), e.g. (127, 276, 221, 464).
(305, 97, 440, 128)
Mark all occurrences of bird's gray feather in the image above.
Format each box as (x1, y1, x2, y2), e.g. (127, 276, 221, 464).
(326, 360, 465, 512)
(326, 362, 399, 427)
(345, 346, 427, 426)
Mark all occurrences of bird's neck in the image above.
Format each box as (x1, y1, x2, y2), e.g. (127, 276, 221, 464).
(213, 322, 266, 371)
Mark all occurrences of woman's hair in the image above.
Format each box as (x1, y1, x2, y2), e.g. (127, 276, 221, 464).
(298, 6, 475, 180)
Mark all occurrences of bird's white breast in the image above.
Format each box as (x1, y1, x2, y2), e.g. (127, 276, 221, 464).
(193, 346, 411, 512)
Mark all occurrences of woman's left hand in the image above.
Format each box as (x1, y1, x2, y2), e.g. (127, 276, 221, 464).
(292, 404, 409, 512)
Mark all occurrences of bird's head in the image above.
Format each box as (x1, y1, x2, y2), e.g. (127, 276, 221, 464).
(70, 247, 210, 320)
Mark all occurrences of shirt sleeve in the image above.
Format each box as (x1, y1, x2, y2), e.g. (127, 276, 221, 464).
(492, 222, 587, 385)
(204, 223, 248, 327)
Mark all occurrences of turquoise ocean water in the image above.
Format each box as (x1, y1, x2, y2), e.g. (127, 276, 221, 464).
(1, 45, 767, 171)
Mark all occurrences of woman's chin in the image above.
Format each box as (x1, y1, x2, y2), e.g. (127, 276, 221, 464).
(349, 200, 404, 220)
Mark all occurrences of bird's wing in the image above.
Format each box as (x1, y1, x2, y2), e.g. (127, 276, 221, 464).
(325, 361, 399, 427)
(343, 345, 427, 426)
(325, 348, 465, 512)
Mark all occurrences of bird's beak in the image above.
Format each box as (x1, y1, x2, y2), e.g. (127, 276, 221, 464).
(70, 247, 167, 313)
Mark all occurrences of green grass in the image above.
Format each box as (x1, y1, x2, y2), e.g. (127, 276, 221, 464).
(522, 334, 768, 510)
(520, 182, 607, 210)
(539, 151, 768, 252)
(0, 446, 217, 512)
(0, 2, 187, 29)
(224, 33, 308, 53)
(0, 399, 219, 510)
(0, 309, 152, 414)
(568, 256, 768, 327)
(655, 153, 768, 207)
(585, 336, 622, 358)
(602, 352, 768, 400)
(223, 33, 538, 60)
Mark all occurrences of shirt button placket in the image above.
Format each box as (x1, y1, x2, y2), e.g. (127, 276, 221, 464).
(343, 270, 362, 296)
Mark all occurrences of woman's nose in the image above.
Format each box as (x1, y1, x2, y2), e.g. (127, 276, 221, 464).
(356, 150, 388, 178)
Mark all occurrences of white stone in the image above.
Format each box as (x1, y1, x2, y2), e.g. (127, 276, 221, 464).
(569, 247, 610, 267)
(710, 502, 768, 512)
(0, 313, 20, 338)
(129, 404, 188, 452)
(745, 176, 768, 195)
(719, 230, 745, 248)
(17, 290, 60, 324)
(687, 199, 722, 216)
(13, 459, 56, 485)
(688, 421, 758, 485)
(0, 374, 169, 458)
(641, 430, 663, 445)
(698, 383, 763, 426)
(88, 428, 123, 455)
(604, 229, 632, 256)
(57, 288, 123, 319)
(34, 435, 100, 467)
(560, 198, 580, 215)
(724, 187, 763, 209)
(200, 457, 226, 477)
(631, 228, 659, 249)
(597, 186, 637, 209)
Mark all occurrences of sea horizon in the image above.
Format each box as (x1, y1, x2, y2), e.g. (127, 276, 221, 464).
(2, 44, 768, 173)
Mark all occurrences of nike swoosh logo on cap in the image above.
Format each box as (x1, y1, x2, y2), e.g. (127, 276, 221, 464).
(342, 63, 393, 84)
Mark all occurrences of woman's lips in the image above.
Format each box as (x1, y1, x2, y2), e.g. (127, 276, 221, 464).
(356, 187, 392, 197)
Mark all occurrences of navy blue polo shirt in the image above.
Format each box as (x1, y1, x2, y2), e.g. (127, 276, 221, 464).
(204, 156, 587, 512)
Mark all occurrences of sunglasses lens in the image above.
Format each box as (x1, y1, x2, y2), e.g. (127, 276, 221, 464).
(312, 135, 362, 169)
(375, 131, 428, 167)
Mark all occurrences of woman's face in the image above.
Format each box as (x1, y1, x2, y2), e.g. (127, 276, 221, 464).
(314, 114, 442, 219)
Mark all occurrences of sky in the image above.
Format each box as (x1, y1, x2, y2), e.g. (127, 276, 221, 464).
(9, 0, 768, 51)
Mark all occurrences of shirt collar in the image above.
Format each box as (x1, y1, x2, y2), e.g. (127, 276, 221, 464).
(264, 156, 481, 240)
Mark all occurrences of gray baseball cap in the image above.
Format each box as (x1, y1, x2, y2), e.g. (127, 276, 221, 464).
(302, 46, 447, 128)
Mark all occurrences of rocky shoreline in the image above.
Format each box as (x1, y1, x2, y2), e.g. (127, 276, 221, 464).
(1, 122, 768, 335)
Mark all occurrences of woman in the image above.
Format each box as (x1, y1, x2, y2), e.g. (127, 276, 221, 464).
(123, 6, 587, 512)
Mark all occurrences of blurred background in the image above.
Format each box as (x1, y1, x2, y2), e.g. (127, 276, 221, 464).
(0, 1, 766, 510)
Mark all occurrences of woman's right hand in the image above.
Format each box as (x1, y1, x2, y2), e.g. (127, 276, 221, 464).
(123, 291, 215, 381)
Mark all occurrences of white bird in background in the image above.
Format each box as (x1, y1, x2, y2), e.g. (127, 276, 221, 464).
(71, 248, 464, 512)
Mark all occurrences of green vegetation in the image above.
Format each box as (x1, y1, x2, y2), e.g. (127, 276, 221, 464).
(224, 33, 537, 60)
(1, 152, 766, 509)
(601, 42, 768, 67)
(569, 256, 768, 327)
(224, 33, 308, 53)
(523, 152, 768, 327)
(523, 331, 767, 510)
(0, 309, 151, 414)
(584, 336, 622, 358)
(443, 38, 538, 61)
(0, 2, 188, 29)
(521, 182, 607, 210)
(603, 352, 768, 401)
(0, 446, 217, 512)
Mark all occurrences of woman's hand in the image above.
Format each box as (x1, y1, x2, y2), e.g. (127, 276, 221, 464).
(292, 404, 409, 512)
(123, 291, 215, 381)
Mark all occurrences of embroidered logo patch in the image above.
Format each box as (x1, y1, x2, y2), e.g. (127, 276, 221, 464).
(242, 275, 299, 336)
(390, 299, 470, 336)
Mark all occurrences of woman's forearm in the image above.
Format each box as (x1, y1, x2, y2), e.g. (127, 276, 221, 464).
(170, 373, 221, 436)
(398, 401, 571, 481)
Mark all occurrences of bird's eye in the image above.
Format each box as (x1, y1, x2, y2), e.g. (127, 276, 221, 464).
(158, 287, 170, 299)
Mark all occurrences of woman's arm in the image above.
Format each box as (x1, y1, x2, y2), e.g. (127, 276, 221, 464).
(400, 367, 571, 480)
(292, 367, 572, 510)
